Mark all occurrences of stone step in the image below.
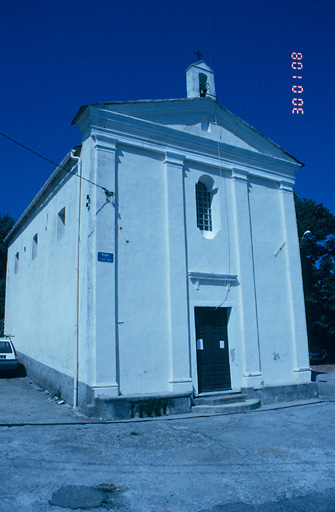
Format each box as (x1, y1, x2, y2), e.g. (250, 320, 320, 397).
(193, 392, 247, 406)
(191, 398, 261, 415)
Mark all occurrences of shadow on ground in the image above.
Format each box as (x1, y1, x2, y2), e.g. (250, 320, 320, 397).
(0, 363, 26, 379)
(311, 369, 327, 382)
(200, 488, 335, 511)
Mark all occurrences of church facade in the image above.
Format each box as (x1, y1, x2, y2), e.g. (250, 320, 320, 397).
(4, 61, 315, 418)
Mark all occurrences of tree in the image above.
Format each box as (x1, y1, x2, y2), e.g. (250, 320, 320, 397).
(295, 195, 335, 360)
(0, 214, 15, 334)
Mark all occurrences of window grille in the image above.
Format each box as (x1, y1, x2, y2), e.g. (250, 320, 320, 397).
(196, 181, 212, 231)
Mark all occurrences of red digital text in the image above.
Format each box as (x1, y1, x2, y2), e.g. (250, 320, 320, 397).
(291, 52, 304, 114)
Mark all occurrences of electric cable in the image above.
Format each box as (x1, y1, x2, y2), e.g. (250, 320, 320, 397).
(0, 131, 133, 243)
(212, 113, 232, 309)
(0, 131, 114, 196)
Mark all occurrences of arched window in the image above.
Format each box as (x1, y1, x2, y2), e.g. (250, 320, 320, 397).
(199, 73, 208, 97)
(196, 181, 212, 231)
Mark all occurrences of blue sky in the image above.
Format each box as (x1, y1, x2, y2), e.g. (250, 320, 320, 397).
(1, 0, 334, 220)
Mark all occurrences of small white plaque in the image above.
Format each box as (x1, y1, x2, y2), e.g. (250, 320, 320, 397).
(219, 340, 225, 349)
(197, 339, 204, 350)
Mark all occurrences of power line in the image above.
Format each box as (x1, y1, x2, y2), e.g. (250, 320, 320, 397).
(0, 131, 114, 196)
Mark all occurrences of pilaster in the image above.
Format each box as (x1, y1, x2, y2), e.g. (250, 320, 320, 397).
(231, 168, 263, 387)
(92, 133, 119, 398)
(164, 152, 193, 394)
(279, 180, 311, 382)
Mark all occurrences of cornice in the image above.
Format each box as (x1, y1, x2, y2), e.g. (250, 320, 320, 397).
(91, 132, 118, 153)
(186, 60, 214, 73)
(164, 151, 185, 168)
(230, 167, 295, 188)
(279, 179, 295, 192)
(231, 168, 249, 183)
(213, 109, 299, 163)
(98, 112, 296, 171)
(189, 272, 238, 290)
(76, 107, 302, 186)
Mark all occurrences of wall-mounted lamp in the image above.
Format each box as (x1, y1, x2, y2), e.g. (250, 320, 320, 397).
(299, 230, 312, 245)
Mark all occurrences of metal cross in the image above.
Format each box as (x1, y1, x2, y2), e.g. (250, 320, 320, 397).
(194, 49, 203, 61)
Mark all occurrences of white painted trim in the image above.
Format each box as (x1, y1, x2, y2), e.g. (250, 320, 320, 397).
(91, 133, 118, 153)
(164, 151, 185, 167)
(169, 378, 193, 384)
(79, 109, 301, 175)
(189, 272, 238, 290)
(72, 98, 302, 166)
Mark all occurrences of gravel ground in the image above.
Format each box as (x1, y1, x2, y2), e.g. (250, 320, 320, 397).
(0, 365, 334, 512)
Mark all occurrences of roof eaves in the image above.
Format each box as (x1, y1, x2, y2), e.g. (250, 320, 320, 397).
(213, 102, 304, 167)
(185, 60, 214, 73)
(5, 146, 81, 244)
(71, 97, 212, 125)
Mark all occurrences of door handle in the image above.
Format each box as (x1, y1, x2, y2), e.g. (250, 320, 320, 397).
(197, 339, 204, 350)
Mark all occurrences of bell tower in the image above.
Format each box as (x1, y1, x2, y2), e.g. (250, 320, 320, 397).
(186, 60, 216, 100)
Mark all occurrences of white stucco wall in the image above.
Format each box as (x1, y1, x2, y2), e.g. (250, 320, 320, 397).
(5, 169, 79, 380)
(248, 177, 296, 384)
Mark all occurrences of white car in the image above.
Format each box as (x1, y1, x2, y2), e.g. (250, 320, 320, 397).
(0, 336, 19, 372)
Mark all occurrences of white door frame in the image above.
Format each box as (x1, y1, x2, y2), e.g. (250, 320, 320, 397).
(189, 300, 240, 394)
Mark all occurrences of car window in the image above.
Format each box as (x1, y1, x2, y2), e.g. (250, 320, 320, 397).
(0, 341, 13, 353)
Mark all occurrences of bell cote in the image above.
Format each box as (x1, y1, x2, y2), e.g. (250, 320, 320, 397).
(186, 60, 216, 100)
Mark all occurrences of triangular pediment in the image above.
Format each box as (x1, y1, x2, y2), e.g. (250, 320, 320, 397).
(185, 60, 214, 73)
(73, 97, 301, 165)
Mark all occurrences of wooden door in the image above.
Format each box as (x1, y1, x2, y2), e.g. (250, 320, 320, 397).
(195, 307, 231, 393)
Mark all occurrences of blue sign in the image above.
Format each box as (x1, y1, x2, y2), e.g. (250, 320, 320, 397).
(98, 252, 114, 263)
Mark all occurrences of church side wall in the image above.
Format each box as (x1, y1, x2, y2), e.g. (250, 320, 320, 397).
(5, 172, 79, 401)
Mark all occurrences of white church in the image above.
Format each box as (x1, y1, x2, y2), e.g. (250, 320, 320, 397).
(5, 60, 316, 418)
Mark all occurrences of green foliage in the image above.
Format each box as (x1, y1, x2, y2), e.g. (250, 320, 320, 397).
(0, 214, 15, 334)
(295, 195, 335, 359)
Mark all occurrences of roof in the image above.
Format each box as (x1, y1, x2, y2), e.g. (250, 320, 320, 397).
(185, 60, 214, 73)
(5, 146, 82, 244)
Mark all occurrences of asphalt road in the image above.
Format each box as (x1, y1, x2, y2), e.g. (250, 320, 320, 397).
(0, 366, 334, 512)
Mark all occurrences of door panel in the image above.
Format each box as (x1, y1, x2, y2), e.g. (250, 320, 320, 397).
(195, 307, 231, 393)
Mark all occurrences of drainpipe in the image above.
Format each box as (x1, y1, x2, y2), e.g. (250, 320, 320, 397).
(71, 150, 81, 409)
